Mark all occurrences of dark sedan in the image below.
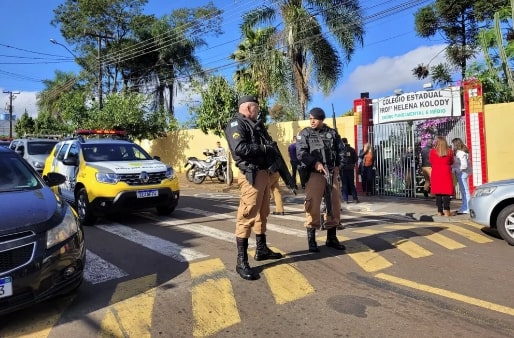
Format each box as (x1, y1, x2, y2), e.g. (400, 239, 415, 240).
(0, 147, 85, 316)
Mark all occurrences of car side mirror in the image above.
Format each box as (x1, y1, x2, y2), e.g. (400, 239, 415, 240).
(153, 155, 161, 161)
(44, 172, 66, 187)
(62, 156, 79, 166)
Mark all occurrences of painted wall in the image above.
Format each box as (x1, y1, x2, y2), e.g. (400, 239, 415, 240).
(139, 115, 356, 176)
(483, 102, 514, 182)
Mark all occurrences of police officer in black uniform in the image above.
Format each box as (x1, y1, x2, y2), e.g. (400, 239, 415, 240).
(224, 95, 283, 280)
(297, 107, 346, 252)
(340, 137, 359, 203)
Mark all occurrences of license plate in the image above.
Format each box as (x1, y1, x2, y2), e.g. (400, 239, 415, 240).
(136, 189, 159, 198)
(0, 276, 13, 298)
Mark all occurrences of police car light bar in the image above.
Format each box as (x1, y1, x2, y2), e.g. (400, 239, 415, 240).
(74, 129, 127, 136)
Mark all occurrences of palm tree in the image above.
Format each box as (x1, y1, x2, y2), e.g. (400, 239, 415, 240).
(242, 0, 364, 119)
(230, 27, 293, 106)
(37, 70, 84, 120)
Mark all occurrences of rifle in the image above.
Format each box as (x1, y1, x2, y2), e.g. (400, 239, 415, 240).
(331, 103, 338, 133)
(308, 134, 333, 218)
(256, 120, 297, 195)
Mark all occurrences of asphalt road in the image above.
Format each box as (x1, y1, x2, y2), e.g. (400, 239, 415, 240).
(1, 182, 514, 337)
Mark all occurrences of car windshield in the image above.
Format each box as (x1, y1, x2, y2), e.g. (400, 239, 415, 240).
(0, 154, 41, 191)
(27, 141, 57, 155)
(82, 143, 153, 162)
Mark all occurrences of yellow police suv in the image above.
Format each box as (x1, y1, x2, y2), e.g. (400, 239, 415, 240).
(42, 129, 180, 225)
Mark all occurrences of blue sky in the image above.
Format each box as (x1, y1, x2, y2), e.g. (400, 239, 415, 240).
(0, 0, 449, 124)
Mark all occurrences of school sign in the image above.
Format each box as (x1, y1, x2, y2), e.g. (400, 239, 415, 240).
(372, 86, 462, 124)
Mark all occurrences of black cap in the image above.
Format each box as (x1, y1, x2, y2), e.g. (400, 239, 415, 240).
(309, 107, 325, 120)
(238, 95, 259, 106)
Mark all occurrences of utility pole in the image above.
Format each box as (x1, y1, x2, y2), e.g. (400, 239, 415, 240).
(3, 90, 20, 138)
(84, 31, 113, 110)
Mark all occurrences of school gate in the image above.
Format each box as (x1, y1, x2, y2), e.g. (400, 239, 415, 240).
(353, 85, 477, 200)
(368, 117, 466, 198)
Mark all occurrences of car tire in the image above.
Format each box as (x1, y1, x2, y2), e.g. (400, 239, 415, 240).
(156, 201, 177, 215)
(496, 204, 514, 246)
(77, 188, 96, 226)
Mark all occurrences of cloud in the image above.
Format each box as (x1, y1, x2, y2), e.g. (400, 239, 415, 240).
(339, 44, 448, 98)
(0, 90, 38, 118)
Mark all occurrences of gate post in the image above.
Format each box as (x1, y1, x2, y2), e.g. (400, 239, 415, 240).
(463, 79, 487, 193)
(353, 95, 373, 193)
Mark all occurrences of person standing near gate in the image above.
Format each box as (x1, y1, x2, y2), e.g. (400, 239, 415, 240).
(297, 107, 346, 253)
(224, 95, 283, 280)
(430, 136, 455, 216)
(451, 137, 471, 214)
(340, 137, 359, 204)
(420, 139, 433, 197)
(359, 142, 375, 196)
(287, 136, 301, 189)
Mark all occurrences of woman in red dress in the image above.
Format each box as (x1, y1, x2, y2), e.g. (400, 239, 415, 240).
(429, 136, 455, 216)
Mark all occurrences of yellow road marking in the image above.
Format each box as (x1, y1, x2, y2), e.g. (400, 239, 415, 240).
(386, 225, 466, 250)
(190, 258, 240, 337)
(251, 248, 315, 305)
(456, 219, 486, 230)
(353, 229, 432, 258)
(0, 296, 75, 338)
(434, 222, 494, 243)
(338, 236, 393, 272)
(376, 273, 514, 317)
(100, 275, 157, 338)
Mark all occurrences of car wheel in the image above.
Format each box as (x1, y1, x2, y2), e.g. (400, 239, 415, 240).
(76, 188, 96, 226)
(156, 200, 177, 215)
(496, 204, 514, 246)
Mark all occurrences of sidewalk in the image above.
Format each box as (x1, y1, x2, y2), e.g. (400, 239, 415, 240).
(177, 174, 469, 223)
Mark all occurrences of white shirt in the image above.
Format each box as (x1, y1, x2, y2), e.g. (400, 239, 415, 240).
(453, 149, 471, 174)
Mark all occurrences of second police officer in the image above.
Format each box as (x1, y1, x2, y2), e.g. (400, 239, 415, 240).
(224, 95, 283, 280)
(297, 107, 346, 253)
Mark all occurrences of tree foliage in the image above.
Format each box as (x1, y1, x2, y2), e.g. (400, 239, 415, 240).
(190, 76, 238, 137)
(241, 0, 364, 119)
(413, 0, 509, 82)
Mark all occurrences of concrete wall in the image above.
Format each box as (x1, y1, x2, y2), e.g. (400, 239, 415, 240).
(483, 102, 514, 182)
(138, 103, 512, 185)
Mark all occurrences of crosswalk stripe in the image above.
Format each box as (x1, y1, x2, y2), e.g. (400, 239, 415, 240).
(249, 248, 315, 305)
(100, 275, 157, 337)
(385, 225, 466, 250)
(180, 207, 306, 237)
(139, 212, 255, 246)
(96, 222, 208, 262)
(433, 222, 494, 243)
(212, 204, 386, 227)
(190, 259, 240, 337)
(455, 219, 485, 230)
(337, 236, 393, 272)
(84, 250, 128, 284)
(352, 229, 432, 258)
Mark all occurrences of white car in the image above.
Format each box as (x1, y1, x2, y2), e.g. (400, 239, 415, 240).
(469, 179, 514, 245)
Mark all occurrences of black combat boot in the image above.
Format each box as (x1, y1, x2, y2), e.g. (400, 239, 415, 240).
(307, 228, 320, 252)
(254, 234, 283, 261)
(325, 228, 346, 250)
(236, 237, 257, 280)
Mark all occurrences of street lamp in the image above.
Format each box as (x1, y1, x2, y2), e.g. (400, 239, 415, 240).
(49, 38, 77, 59)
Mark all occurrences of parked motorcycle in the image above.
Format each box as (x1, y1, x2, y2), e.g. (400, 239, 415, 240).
(185, 149, 233, 184)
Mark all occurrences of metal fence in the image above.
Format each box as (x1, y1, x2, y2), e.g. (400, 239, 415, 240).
(368, 117, 466, 199)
